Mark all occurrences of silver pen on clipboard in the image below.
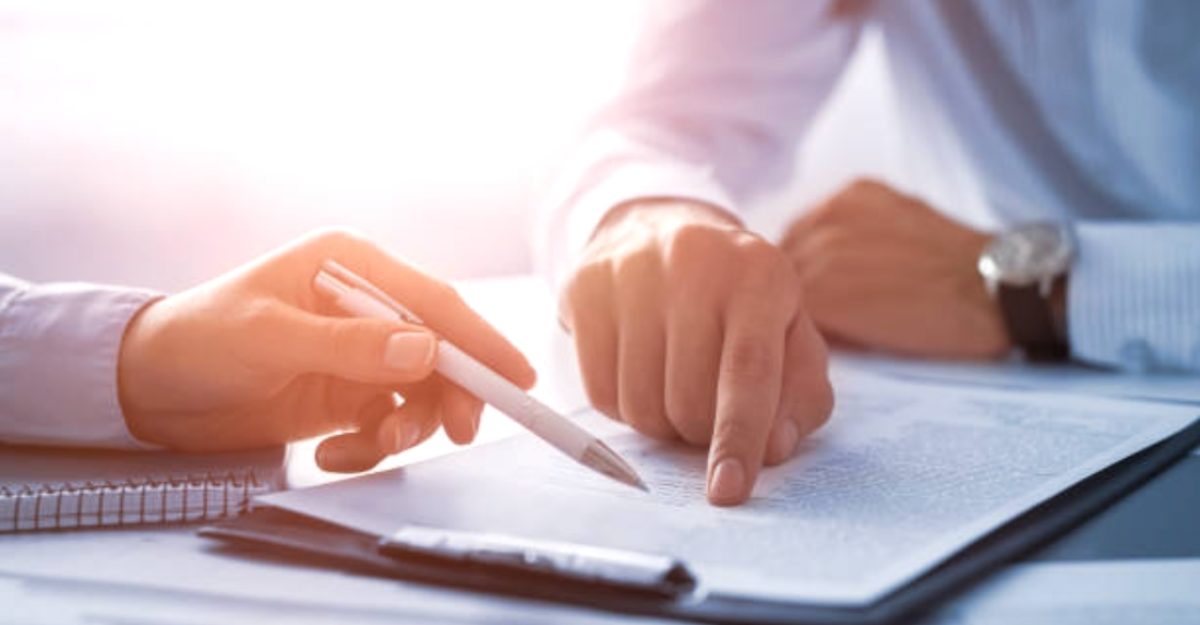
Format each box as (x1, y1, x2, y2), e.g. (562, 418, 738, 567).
(312, 259, 649, 492)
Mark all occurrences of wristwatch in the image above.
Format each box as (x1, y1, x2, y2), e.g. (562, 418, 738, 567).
(977, 222, 1074, 362)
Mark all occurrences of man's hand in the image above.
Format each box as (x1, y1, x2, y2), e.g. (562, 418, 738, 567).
(781, 179, 1009, 358)
(560, 199, 833, 506)
(117, 229, 536, 472)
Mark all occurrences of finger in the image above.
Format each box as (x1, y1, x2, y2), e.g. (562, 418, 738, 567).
(317, 427, 391, 472)
(251, 376, 392, 447)
(663, 304, 721, 446)
(764, 313, 834, 466)
(261, 304, 438, 385)
(780, 208, 823, 252)
(375, 390, 444, 453)
(564, 265, 620, 420)
(319, 391, 443, 472)
(318, 232, 537, 389)
(437, 379, 484, 445)
(315, 393, 398, 472)
(615, 272, 674, 440)
(707, 297, 789, 506)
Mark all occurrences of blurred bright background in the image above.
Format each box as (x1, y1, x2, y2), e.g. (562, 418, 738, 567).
(0, 1, 969, 292)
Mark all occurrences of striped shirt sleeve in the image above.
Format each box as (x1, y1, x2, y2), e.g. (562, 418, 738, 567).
(1068, 222, 1200, 372)
(0, 273, 162, 448)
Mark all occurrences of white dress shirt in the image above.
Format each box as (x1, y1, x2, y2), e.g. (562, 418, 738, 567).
(0, 272, 159, 447)
(539, 0, 1200, 372)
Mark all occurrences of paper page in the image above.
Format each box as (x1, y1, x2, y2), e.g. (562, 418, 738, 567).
(259, 372, 1198, 606)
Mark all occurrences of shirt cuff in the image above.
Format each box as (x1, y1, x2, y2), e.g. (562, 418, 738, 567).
(1067, 222, 1200, 372)
(0, 283, 163, 448)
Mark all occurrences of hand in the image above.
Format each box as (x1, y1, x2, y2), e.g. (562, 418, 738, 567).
(117, 229, 536, 472)
(560, 199, 833, 506)
(781, 179, 1008, 358)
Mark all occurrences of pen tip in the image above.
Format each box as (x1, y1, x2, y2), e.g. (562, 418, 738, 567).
(582, 442, 651, 493)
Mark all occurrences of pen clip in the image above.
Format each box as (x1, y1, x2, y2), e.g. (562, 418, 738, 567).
(379, 525, 695, 598)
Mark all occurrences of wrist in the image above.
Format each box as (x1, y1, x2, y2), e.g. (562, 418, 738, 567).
(965, 233, 1013, 356)
(977, 223, 1074, 361)
(117, 298, 167, 443)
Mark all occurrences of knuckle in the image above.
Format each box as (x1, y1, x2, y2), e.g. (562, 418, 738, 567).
(236, 299, 281, 334)
(730, 238, 791, 284)
(665, 223, 720, 265)
(618, 388, 657, 424)
(738, 259, 800, 309)
(618, 388, 673, 439)
(723, 338, 775, 384)
(564, 260, 609, 305)
(588, 391, 619, 421)
(712, 413, 758, 451)
(731, 232, 775, 260)
(325, 321, 362, 363)
(612, 247, 660, 284)
(664, 395, 713, 445)
(581, 371, 618, 418)
(808, 378, 835, 431)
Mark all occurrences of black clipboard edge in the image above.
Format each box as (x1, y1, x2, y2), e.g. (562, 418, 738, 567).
(201, 417, 1200, 625)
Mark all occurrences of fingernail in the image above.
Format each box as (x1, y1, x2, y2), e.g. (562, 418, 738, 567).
(769, 420, 800, 461)
(400, 421, 422, 451)
(385, 332, 436, 371)
(390, 421, 406, 453)
(317, 445, 336, 468)
(709, 458, 746, 505)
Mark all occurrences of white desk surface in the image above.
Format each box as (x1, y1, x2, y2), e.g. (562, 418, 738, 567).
(2, 275, 1196, 625)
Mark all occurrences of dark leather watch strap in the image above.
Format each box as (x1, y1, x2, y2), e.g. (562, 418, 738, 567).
(997, 284, 1069, 362)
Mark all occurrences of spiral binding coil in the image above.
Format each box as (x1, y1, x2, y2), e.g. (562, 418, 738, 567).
(0, 469, 270, 533)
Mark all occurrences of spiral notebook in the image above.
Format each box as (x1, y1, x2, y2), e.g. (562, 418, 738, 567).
(0, 443, 287, 533)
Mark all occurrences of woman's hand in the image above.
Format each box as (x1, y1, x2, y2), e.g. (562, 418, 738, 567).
(116, 229, 536, 472)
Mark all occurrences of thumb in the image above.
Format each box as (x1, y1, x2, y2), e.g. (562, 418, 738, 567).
(265, 305, 439, 384)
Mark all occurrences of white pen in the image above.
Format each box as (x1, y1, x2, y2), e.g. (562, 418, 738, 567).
(312, 259, 649, 492)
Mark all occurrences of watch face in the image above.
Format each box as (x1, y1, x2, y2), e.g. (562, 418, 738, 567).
(978, 223, 1074, 287)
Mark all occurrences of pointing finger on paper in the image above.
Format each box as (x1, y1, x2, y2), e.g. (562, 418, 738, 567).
(561, 199, 834, 505)
(707, 289, 790, 506)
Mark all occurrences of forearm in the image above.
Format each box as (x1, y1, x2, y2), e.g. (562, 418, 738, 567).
(0, 274, 161, 447)
(1067, 222, 1200, 372)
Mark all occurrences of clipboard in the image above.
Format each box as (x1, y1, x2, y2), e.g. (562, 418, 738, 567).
(202, 418, 1200, 625)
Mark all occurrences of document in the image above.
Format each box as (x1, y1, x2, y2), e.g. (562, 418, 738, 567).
(259, 372, 1198, 607)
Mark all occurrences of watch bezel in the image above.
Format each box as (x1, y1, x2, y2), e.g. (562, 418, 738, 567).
(978, 222, 1075, 297)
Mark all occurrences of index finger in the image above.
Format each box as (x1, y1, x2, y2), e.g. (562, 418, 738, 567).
(707, 299, 789, 506)
(324, 231, 537, 390)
